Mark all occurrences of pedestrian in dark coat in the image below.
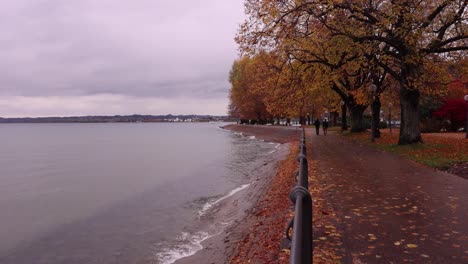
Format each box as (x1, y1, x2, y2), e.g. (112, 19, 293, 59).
(314, 118, 320, 135)
(322, 118, 329, 135)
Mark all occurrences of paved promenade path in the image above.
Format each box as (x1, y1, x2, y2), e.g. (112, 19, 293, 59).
(307, 130, 467, 263)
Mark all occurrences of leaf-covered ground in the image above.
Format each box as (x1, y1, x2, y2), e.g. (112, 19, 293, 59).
(229, 144, 297, 264)
(309, 130, 468, 263)
(228, 126, 467, 263)
(344, 129, 468, 178)
(228, 126, 348, 263)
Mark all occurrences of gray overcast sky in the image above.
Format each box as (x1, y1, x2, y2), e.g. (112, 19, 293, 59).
(0, 0, 245, 117)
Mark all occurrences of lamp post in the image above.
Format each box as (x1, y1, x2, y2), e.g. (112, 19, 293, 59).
(388, 102, 393, 134)
(368, 84, 377, 142)
(464, 95, 468, 139)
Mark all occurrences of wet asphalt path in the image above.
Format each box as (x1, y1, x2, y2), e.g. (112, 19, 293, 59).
(308, 130, 467, 263)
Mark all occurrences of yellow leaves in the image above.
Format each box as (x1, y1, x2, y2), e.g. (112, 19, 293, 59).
(367, 234, 377, 241)
(394, 241, 401, 246)
(406, 244, 418, 248)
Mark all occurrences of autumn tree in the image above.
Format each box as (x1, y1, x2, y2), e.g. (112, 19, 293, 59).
(315, 0, 467, 144)
(237, 0, 467, 144)
(229, 52, 320, 124)
(433, 99, 468, 131)
(446, 57, 468, 99)
(229, 57, 271, 123)
(236, 0, 391, 132)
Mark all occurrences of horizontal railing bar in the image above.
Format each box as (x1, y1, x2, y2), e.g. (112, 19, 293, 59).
(286, 127, 313, 264)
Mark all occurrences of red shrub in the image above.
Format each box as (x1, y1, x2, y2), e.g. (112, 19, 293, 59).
(432, 99, 467, 131)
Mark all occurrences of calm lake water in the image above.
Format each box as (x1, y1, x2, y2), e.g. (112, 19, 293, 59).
(0, 123, 281, 264)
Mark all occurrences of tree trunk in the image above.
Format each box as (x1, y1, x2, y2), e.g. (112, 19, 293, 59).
(371, 97, 381, 138)
(341, 104, 348, 131)
(349, 105, 367, 132)
(332, 112, 338, 126)
(399, 85, 422, 144)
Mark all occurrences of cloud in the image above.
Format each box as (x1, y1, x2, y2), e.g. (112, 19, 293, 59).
(0, 0, 244, 115)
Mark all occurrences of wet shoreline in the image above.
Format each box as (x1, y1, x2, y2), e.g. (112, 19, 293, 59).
(175, 125, 299, 264)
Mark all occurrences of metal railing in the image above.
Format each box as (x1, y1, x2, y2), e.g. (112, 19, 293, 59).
(283, 127, 313, 264)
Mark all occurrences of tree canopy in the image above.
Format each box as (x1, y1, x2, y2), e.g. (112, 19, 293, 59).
(230, 0, 467, 144)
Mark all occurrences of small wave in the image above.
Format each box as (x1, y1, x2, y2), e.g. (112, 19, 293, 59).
(154, 231, 212, 264)
(234, 132, 243, 136)
(198, 184, 250, 216)
(155, 222, 230, 264)
(248, 135, 256, 140)
(267, 150, 277, 154)
(155, 231, 209, 264)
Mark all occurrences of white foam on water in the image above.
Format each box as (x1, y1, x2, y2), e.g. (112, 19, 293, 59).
(154, 221, 232, 264)
(154, 231, 210, 264)
(198, 183, 250, 217)
(267, 150, 277, 154)
(248, 135, 256, 140)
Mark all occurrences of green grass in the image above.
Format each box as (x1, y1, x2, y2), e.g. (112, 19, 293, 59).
(343, 132, 468, 170)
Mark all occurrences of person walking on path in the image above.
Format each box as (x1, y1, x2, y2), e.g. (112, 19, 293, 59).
(314, 118, 320, 135)
(322, 118, 329, 135)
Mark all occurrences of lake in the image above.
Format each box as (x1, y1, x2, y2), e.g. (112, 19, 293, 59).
(0, 123, 281, 264)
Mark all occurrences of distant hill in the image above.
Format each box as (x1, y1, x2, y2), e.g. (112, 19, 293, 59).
(0, 114, 236, 123)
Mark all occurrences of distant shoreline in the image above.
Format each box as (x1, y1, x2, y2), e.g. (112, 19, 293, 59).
(0, 114, 236, 123)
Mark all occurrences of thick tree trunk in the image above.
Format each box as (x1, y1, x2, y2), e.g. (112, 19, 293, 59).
(349, 105, 367, 132)
(371, 97, 381, 138)
(341, 104, 348, 131)
(399, 86, 422, 145)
